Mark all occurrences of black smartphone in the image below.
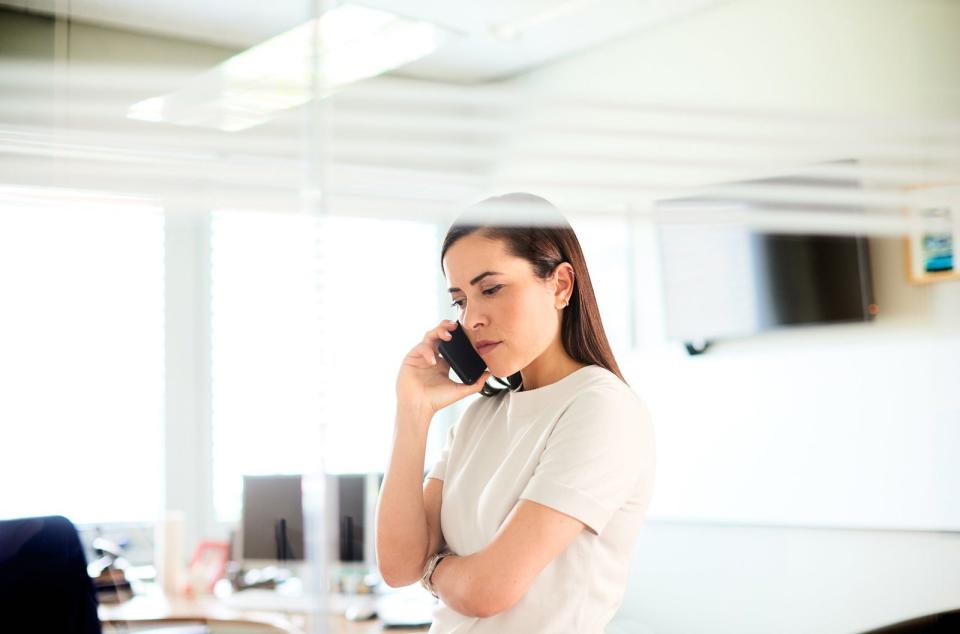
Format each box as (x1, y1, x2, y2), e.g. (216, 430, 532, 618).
(437, 321, 487, 385)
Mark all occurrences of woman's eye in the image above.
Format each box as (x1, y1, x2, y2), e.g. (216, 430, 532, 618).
(449, 285, 502, 309)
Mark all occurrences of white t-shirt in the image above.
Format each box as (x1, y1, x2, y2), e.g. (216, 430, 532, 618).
(425, 364, 656, 634)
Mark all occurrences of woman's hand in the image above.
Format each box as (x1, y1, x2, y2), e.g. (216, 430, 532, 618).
(396, 319, 491, 419)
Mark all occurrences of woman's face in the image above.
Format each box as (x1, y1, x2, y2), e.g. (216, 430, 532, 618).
(443, 233, 563, 378)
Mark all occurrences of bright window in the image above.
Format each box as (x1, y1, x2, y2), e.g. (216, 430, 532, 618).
(0, 194, 165, 524)
(210, 210, 441, 522)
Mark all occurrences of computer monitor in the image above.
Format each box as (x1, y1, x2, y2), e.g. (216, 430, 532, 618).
(241, 474, 305, 562)
(328, 472, 382, 565)
(336, 474, 365, 562)
(239, 472, 385, 572)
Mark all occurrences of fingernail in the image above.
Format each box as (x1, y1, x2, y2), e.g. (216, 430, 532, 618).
(431, 357, 437, 365)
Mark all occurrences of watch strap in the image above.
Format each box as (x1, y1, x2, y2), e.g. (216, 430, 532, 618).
(419, 549, 453, 598)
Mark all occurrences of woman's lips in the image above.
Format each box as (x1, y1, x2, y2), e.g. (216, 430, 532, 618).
(476, 341, 501, 356)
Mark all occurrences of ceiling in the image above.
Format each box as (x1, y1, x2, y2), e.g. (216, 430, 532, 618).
(0, 0, 722, 82)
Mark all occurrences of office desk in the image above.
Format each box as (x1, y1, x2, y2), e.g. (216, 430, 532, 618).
(98, 584, 430, 634)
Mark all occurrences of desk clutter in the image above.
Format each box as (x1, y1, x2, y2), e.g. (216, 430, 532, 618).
(1, 474, 432, 631)
(92, 552, 436, 628)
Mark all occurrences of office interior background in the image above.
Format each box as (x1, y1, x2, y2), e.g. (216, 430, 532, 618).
(1, 0, 959, 632)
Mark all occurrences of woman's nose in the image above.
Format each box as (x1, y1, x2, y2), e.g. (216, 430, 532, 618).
(461, 306, 486, 330)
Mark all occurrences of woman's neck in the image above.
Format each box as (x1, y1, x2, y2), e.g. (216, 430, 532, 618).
(519, 341, 587, 391)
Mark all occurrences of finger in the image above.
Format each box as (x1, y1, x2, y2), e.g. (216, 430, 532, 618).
(411, 343, 434, 366)
(412, 341, 436, 364)
(431, 336, 449, 356)
(420, 321, 456, 359)
(423, 322, 454, 349)
(405, 351, 433, 368)
(425, 322, 445, 340)
(430, 331, 451, 355)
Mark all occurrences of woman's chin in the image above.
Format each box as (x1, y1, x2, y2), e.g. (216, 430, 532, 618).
(484, 363, 503, 378)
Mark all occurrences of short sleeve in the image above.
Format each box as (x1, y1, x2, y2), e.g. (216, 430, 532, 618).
(519, 386, 653, 535)
(426, 420, 457, 481)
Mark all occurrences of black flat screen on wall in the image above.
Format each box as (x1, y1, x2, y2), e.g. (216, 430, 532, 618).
(656, 166, 876, 346)
(758, 233, 873, 326)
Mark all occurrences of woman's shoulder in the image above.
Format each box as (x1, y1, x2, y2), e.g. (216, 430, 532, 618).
(565, 365, 652, 429)
(574, 365, 644, 402)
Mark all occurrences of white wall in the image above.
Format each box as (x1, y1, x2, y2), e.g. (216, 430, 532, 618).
(610, 521, 960, 634)
(514, 0, 960, 117)
(623, 228, 960, 531)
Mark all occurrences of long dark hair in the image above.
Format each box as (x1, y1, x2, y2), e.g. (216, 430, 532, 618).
(440, 192, 626, 397)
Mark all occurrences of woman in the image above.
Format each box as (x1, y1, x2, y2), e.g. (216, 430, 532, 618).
(375, 193, 655, 633)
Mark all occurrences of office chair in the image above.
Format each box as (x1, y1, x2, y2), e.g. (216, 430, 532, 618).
(860, 608, 960, 633)
(0, 515, 208, 634)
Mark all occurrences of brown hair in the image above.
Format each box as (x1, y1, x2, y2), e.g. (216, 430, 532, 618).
(440, 192, 626, 397)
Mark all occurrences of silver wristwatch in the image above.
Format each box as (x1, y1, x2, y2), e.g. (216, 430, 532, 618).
(420, 549, 453, 598)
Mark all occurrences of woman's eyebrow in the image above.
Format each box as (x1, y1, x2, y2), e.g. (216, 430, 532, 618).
(448, 271, 502, 293)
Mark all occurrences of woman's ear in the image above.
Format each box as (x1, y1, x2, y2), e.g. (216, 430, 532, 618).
(553, 262, 575, 308)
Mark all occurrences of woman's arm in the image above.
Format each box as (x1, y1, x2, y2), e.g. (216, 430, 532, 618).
(378, 319, 490, 587)
(429, 499, 585, 618)
(375, 402, 437, 587)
